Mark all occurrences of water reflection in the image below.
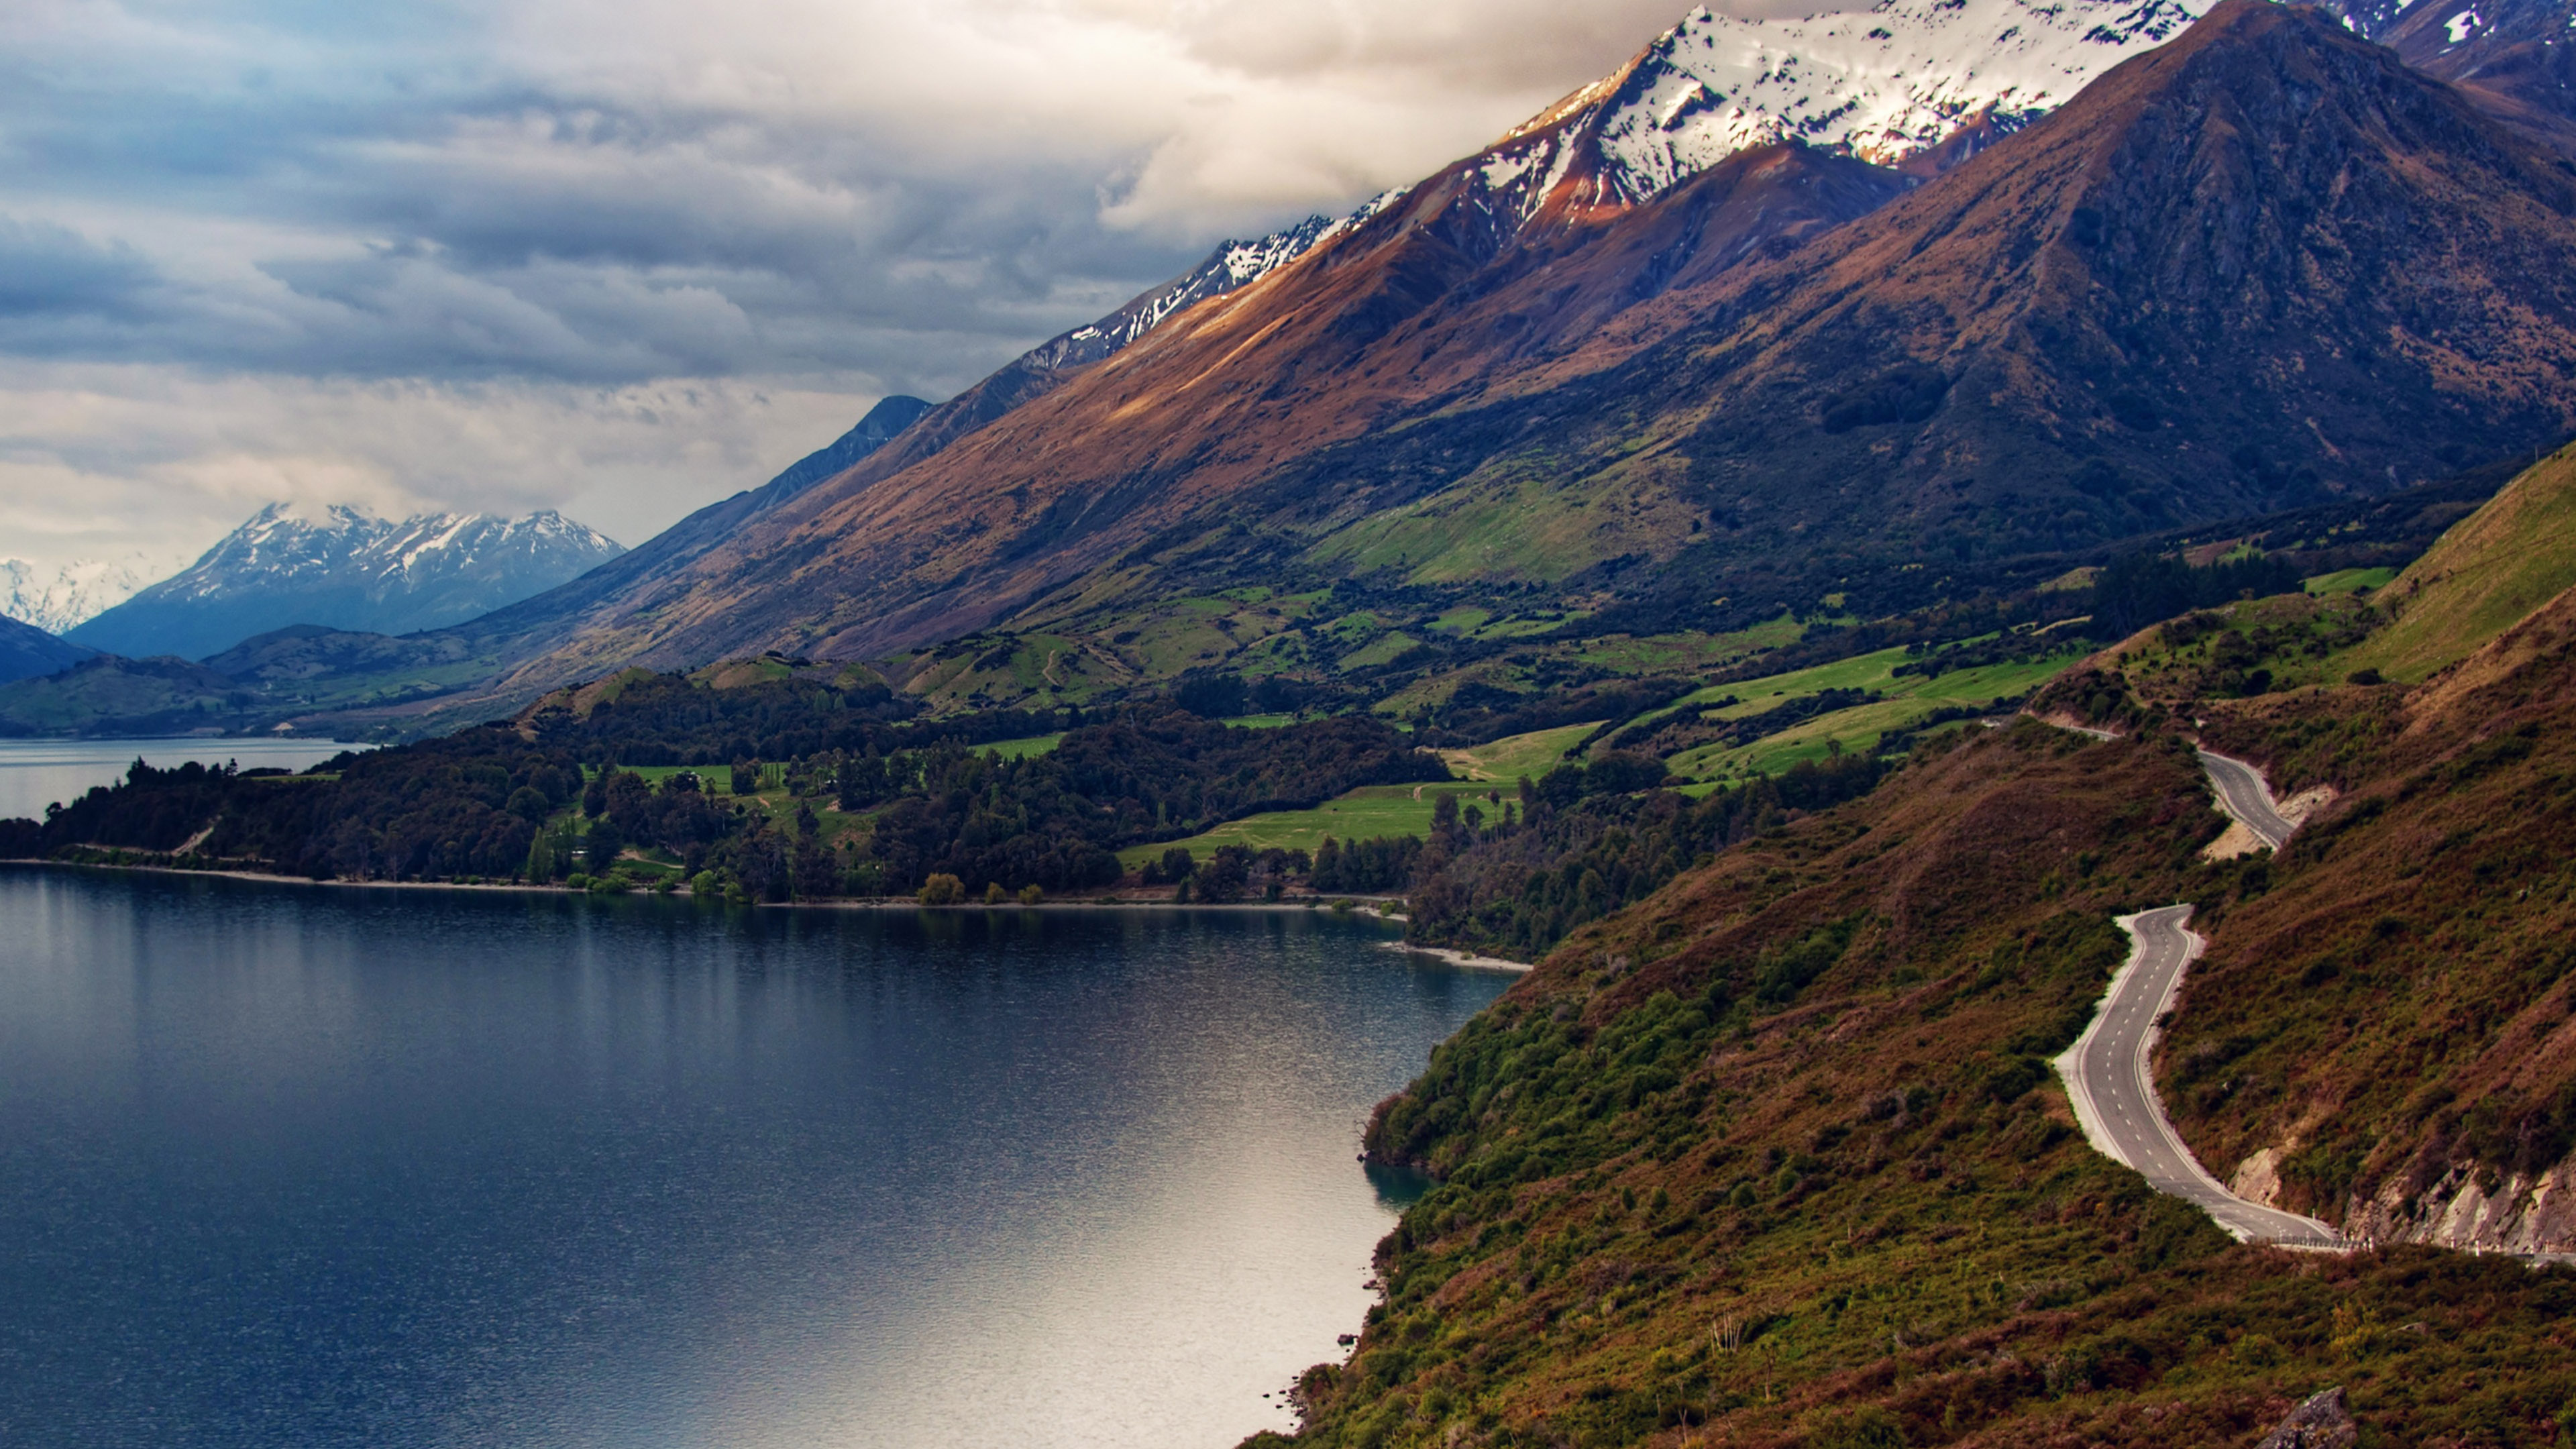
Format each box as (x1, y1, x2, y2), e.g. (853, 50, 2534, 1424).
(0, 872, 1507, 1448)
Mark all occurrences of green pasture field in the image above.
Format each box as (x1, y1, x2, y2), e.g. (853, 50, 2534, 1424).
(984, 733, 1064, 760)
(2304, 566, 2399, 595)
(1437, 721, 1601, 782)
(590, 762, 775, 797)
(1116, 780, 1505, 867)
(1666, 647, 2080, 780)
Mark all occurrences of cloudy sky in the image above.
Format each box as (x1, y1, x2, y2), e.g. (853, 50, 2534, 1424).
(0, 0, 1749, 583)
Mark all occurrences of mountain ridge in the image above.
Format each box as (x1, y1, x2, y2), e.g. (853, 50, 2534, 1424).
(270, 0, 2218, 709)
(0, 613, 92, 687)
(69, 504, 625, 662)
(464, 0, 2576, 697)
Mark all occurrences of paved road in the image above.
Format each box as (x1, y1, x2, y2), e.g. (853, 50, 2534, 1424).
(2055, 906, 2346, 1248)
(2196, 748, 2297, 851)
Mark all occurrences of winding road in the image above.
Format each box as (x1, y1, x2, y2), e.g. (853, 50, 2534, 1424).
(2054, 906, 2345, 1248)
(2032, 722, 2347, 1246)
(2196, 748, 2298, 851)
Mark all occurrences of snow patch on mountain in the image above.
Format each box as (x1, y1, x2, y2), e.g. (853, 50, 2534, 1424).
(161, 504, 622, 604)
(987, 0, 2208, 386)
(1504, 0, 2207, 208)
(0, 556, 160, 634)
(1022, 190, 1413, 376)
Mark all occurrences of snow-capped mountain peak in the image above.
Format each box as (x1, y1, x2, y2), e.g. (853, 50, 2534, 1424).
(68, 504, 626, 660)
(1489, 0, 2207, 213)
(930, 0, 2213, 421)
(0, 555, 160, 634)
(1042, 0, 2210, 370)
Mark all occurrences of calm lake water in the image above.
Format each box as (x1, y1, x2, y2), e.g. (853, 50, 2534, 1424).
(0, 737, 362, 821)
(0, 869, 1509, 1448)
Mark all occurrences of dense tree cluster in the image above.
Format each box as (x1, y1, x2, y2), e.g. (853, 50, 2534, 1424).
(525, 668, 1065, 765)
(2086, 550, 2304, 638)
(3, 661, 1902, 928)
(1405, 751, 1890, 959)
(842, 710, 1442, 896)
(1311, 835, 1424, 893)
(0, 681, 1448, 901)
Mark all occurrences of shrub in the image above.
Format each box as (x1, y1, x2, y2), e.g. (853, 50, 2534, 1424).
(918, 872, 965, 906)
(1019, 883, 1044, 906)
(985, 881, 1008, 905)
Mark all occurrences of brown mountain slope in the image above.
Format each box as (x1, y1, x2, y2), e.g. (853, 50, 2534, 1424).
(502, 1, 2576, 690)
(2028, 439, 2576, 1252)
(1256, 718, 2576, 1446)
(1264, 429, 2576, 1445)
(480, 136, 1911, 688)
(2153, 590, 2576, 1252)
(1229, 0, 2576, 635)
(2369, 0, 2576, 152)
(1536, 0, 2576, 561)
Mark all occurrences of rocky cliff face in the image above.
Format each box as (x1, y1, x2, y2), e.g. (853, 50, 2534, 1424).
(2347, 1162, 2576, 1253)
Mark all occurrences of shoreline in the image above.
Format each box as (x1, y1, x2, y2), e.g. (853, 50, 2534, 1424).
(1379, 940, 1534, 973)
(0, 859, 1419, 917)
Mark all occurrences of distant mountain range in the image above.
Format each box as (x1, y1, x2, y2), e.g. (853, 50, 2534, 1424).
(0, 394, 937, 731)
(67, 506, 625, 662)
(0, 556, 158, 635)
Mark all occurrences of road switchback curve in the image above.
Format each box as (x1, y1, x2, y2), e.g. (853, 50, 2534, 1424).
(2055, 906, 2345, 1248)
(2196, 748, 2298, 851)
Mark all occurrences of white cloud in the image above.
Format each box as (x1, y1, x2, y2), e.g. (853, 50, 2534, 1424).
(0, 363, 871, 565)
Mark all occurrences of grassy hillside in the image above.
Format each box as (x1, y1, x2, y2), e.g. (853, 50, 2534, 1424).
(1439, 723, 1605, 784)
(2342, 444, 2576, 682)
(0, 655, 256, 737)
(1260, 723, 2576, 1448)
(1655, 645, 2081, 780)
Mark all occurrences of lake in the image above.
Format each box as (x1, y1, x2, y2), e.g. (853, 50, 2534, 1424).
(0, 737, 363, 822)
(0, 869, 1510, 1448)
